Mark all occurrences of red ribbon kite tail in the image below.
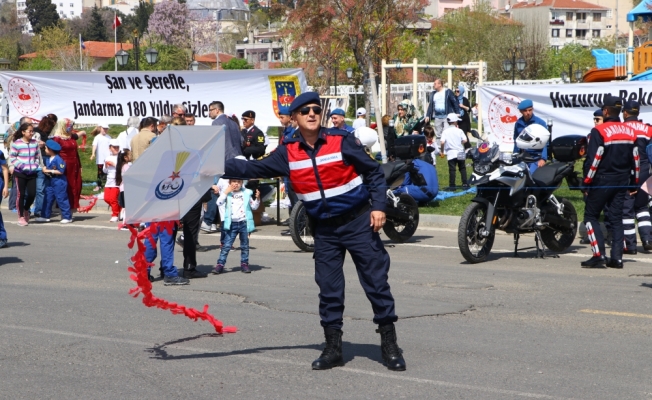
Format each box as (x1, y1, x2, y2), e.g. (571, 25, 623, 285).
(125, 222, 237, 334)
(78, 195, 98, 213)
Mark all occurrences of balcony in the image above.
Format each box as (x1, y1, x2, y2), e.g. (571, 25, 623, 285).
(550, 19, 565, 25)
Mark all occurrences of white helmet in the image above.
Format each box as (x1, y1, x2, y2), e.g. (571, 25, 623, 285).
(516, 124, 550, 150)
(354, 126, 378, 150)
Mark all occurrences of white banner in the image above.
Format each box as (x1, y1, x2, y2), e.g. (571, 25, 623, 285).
(479, 81, 652, 149)
(0, 69, 307, 130)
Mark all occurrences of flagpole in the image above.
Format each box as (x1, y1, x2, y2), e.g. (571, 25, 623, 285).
(114, 12, 117, 72)
(79, 33, 82, 70)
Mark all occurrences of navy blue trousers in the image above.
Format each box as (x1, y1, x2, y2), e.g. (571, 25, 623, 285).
(313, 209, 397, 330)
(584, 177, 629, 260)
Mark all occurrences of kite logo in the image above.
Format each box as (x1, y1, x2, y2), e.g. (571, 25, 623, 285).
(7, 77, 41, 116)
(155, 152, 189, 200)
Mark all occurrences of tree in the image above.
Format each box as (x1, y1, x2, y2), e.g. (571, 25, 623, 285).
(287, 0, 427, 109)
(25, 0, 59, 34)
(147, 1, 189, 48)
(123, 1, 154, 37)
(28, 24, 92, 70)
(85, 5, 109, 41)
(222, 58, 253, 69)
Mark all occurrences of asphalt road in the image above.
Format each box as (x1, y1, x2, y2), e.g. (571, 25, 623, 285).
(1, 210, 651, 399)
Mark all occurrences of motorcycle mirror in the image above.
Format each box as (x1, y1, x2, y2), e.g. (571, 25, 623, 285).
(470, 129, 482, 140)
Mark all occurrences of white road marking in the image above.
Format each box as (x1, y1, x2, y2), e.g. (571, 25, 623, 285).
(579, 309, 652, 319)
(0, 323, 573, 399)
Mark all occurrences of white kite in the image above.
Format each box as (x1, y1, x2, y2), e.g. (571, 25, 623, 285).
(123, 125, 225, 224)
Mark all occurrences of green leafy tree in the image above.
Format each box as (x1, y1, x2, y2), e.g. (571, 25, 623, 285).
(123, 1, 155, 36)
(84, 5, 109, 41)
(19, 54, 53, 70)
(222, 58, 253, 69)
(542, 44, 595, 80)
(98, 43, 189, 71)
(25, 0, 59, 34)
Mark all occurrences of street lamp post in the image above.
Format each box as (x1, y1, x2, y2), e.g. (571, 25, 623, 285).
(115, 34, 158, 70)
(502, 47, 526, 84)
(561, 63, 584, 83)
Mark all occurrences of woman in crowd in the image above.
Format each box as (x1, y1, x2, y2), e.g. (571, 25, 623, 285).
(52, 118, 82, 211)
(33, 115, 57, 218)
(9, 123, 40, 226)
(393, 99, 421, 136)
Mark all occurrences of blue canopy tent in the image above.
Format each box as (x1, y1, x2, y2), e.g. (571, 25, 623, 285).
(626, 0, 652, 80)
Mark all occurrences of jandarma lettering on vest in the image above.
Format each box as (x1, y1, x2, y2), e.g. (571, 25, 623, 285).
(550, 88, 652, 108)
(603, 124, 635, 138)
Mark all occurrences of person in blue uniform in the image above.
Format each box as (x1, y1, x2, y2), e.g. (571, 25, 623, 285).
(620, 100, 652, 254)
(513, 99, 548, 174)
(224, 92, 406, 372)
(581, 95, 638, 269)
(329, 108, 354, 133)
(40, 140, 72, 223)
(278, 110, 298, 211)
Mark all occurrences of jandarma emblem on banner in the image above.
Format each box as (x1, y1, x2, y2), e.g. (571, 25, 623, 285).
(155, 152, 190, 200)
(487, 93, 522, 139)
(269, 75, 300, 117)
(7, 77, 41, 116)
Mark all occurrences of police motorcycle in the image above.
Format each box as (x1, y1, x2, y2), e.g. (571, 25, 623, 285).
(458, 125, 585, 264)
(288, 128, 430, 252)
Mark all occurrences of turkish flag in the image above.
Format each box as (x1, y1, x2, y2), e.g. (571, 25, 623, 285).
(112, 15, 121, 29)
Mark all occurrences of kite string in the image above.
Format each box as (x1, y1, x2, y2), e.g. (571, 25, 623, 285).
(124, 222, 237, 334)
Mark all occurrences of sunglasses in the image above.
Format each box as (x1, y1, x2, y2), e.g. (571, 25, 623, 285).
(593, 118, 601, 122)
(299, 106, 322, 115)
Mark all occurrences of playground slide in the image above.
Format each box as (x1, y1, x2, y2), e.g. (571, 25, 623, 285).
(582, 67, 616, 83)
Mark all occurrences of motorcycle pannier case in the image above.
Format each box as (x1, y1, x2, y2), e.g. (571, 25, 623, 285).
(395, 135, 427, 160)
(551, 135, 587, 162)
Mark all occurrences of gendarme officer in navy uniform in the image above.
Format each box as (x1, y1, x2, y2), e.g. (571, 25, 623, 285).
(224, 92, 405, 372)
(581, 95, 639, 269)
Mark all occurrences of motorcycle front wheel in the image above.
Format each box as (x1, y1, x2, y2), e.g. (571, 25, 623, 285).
(458, 201, 495, 263)
(383, 193, 419, 243)
(288, 200, 315, 252)
(541, 197, 577, 252)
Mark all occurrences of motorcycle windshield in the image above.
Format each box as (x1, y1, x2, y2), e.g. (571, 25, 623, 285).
(474, 143, 500, 165)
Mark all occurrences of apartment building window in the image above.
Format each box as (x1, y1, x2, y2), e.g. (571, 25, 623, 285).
(551, 11, 558, 19)
(552, 29, 560, 37)
(70, 2, 74, 5)
(576, 12, 586, 23)
(592, 29, 600, 38)
(70, 10, 74, 15)
(551, 46, 560, 51)
(59, 2, 62, 6)
(576, 29, 587, 38)
(566, 29, 573, 37)
(593, 13, 601, 22)
(606, 25, 612, 29)
(566, 12, 573, 20)
(607, 10, 612, 18)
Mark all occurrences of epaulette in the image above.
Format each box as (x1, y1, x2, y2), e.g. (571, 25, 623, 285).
(324, 127, 349, 136)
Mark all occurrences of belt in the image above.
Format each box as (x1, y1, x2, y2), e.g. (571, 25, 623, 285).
(319, 203, 371, 227)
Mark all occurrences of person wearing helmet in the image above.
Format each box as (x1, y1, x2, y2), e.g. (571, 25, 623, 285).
(581, 95, 638, 269)
(440, 113, 468, 191)
(513, 99, 548, 173)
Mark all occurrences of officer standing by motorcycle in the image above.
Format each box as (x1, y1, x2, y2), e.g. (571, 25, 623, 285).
(581, 95, 639, 269)
(513, 99, 548, 174)
(224, 92, 406, 372)
(621, 100, 652, 254)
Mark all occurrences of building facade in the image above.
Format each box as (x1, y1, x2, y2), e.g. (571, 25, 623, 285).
(17, 0, 83, 34)
(510, 0, 609, 49)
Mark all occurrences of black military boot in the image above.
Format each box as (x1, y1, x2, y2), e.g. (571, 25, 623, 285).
(581, 256, 606, 268)
(606, 258, 623, 269)
(643, 241, 652, 252)
(376, 323, 406, 371)
(312, 328, 344, 370)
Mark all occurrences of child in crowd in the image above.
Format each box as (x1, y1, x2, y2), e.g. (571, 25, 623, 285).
(90, 125, 110, 192)
(103, 139, 121, 222)
(115, 149, 131, 223)
(423, 125, 438, 164)
(212, 178, 259, 274)
(37, 140, 72, 223)
(0, 151, 9, 247)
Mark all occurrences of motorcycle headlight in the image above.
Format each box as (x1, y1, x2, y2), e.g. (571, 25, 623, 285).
(474, 164, 491, 175)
